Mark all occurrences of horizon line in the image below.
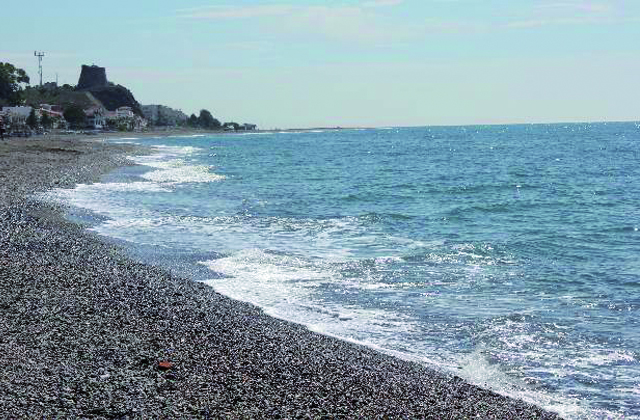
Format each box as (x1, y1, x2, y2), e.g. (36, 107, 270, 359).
(270, 118, 640, 131)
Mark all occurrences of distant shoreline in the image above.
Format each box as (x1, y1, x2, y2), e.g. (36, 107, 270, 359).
(5, 120, 636, 143)
(1, 126, 362, 142)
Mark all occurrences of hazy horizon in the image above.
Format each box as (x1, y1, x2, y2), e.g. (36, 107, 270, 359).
(2, 0, 639, 129)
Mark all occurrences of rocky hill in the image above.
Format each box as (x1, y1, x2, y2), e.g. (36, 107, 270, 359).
(87, 84, 143, 116)
(23, 85, 100, 111)
(75, 65, 143, 116)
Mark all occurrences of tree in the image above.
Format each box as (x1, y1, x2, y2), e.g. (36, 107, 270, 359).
(0, 62, 30, 106)
(198, 109, 221, 130)
(63, 104, 87, 129)
(40, 112, 52, 129)
(26, 108, 38, 129)
(187, 113, 199, 127)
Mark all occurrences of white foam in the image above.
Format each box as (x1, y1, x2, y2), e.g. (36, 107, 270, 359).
(235, 132, 274, 136)
(374, 256, 403, 264)
(98, 216, 171, 230)
(110, 140, 141, 145)
(575, 351, 636, 367)
(88, 182, 171, 193)
(151, 144, 204, 153)
(207, 246, 608, 420)
(454, 349, 587, 420)
(203, 249, 329, 284)
(200, 247, 432, 348)
(201, 248, 412, 321)
(128, 145, 225, 184)
(141, 163, 225, 184)
(42, 182, 171, 212)
(201, 249, 337, 325)
(130, 145, 205, 167)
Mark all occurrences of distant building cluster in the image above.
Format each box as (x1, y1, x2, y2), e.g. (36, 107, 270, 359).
(222, 122, 257, 132)
(0, 63, 258, 135)
(141, 104, 188, 127)
(0, 104, 148, 133)
(0, 105, 66, 134)
(0, 102, 260, 134)
(85, 105, 147, 131)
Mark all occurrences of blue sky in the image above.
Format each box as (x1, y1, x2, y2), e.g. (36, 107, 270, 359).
(2, 0, 639, 128)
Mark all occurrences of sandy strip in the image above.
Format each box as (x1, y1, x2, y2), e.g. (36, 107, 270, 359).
(0, 135, 562, 418)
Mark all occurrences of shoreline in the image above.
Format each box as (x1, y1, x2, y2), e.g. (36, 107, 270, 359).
(0, 135, 562, 417)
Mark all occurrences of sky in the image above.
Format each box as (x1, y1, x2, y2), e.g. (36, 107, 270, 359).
(1, 0, 639, 128)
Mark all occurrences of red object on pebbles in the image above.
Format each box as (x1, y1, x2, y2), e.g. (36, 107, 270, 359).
(158, 361, 173, 370)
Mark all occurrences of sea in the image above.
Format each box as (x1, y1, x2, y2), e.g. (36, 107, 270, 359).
(44, 123, 640, 419)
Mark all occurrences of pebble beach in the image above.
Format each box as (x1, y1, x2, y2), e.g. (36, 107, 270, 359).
(0, 135, 562, 418)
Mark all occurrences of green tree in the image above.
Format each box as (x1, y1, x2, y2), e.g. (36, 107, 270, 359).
(63, 104, 87, 129)
(198, 109, 221, 130)
(40, 112, 52, 129)
(26, 108, 38, 128)
(187, 113, 199, 127)
(0, 62, 30, 106)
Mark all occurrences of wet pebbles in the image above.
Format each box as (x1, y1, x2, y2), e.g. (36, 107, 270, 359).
(0, 137, 561, 418)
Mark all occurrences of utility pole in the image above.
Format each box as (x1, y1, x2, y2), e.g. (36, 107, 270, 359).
(34, 51, 45, 86)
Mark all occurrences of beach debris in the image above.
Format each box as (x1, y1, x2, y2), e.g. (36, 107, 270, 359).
(158, 360, 173, 370)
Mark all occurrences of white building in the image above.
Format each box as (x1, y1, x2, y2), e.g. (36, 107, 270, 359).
(105, 107, 147, 131)
(0, 106, 32, 131)
(116, 106, 135, 119)
(39, 104, 67, 129)
(84, 106, 107, 129)
(141, 104, 188, 126)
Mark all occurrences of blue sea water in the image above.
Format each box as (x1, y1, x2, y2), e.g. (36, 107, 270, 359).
(47, 123, 640, 418)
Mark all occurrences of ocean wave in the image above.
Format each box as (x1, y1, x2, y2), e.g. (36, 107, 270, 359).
(141, 163, 226, 184)
(40, 182, 172, 212)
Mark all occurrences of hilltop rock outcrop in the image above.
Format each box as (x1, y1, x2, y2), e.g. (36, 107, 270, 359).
(76, 64, 142, 116)
(89, 84, 143, 116)
(76, 65, 108, 90)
